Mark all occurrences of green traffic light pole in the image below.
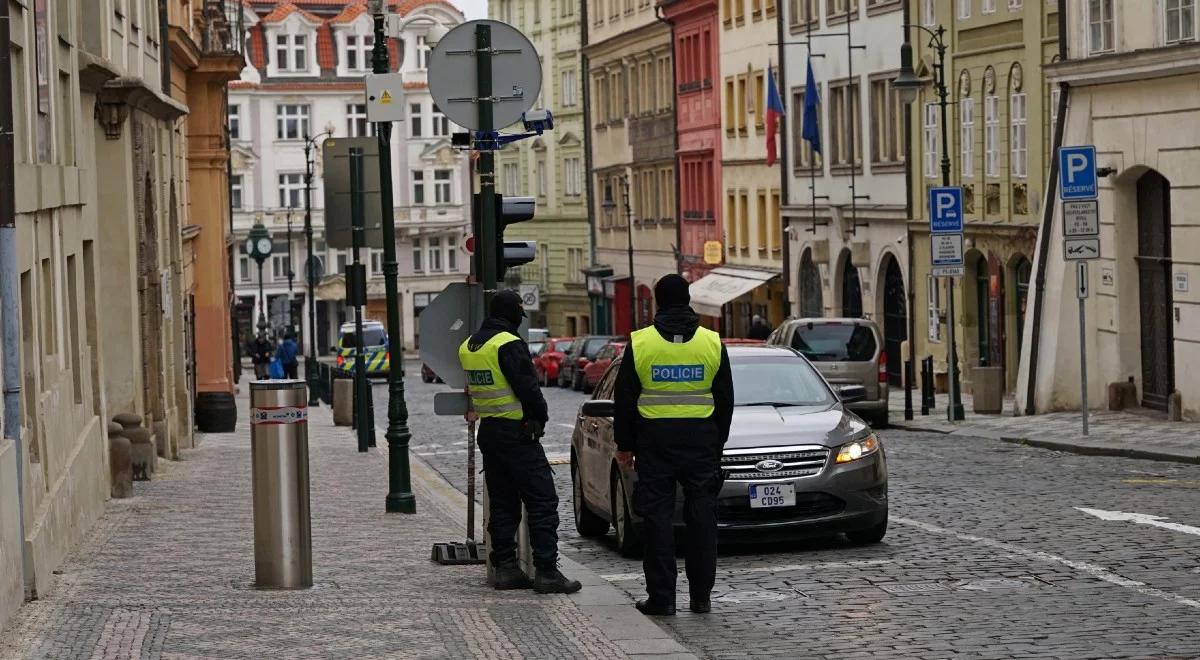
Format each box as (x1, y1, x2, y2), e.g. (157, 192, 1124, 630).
(476, 24, 499, 307)
(371, 3, 417, 513)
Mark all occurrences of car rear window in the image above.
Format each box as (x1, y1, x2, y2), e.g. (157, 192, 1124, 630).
(790, 324, 877, 362)
(342, 327, 386, 347)
(528, 342, 545, 355)
(555, 340, 574, 353)
(583, 338, 611, 359)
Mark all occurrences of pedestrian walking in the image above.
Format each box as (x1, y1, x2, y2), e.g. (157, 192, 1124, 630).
(277, 332, 300, 379)
(251, 332, 274, 380)
(613, 274, 734, 616)
(458, 290, 582, 595)
(748, 314, 772, 340)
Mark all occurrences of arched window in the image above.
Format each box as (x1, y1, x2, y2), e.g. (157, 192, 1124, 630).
(841, 254, 862, 319)
(799, 248, 822, 317)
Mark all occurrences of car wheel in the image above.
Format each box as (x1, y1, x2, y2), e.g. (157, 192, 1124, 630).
(573, 372, 584, 392)
(572, 459, 609, 538)
(846, 513, 888, 545)
(558, 371, 568, 388)
(610, 470, 642, 558)
(584, 378, 595, 394)
(872, 409, 890, 429)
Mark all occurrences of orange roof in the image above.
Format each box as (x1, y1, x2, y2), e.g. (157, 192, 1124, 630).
(329, 1, 369, 24)
(393, 0, 462, 17)
(316, 22, 336, 69)
(260, 2, 324, 24)
(247, 23, 266, 69)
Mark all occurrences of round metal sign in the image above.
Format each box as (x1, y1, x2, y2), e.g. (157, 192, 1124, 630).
(427, 20, 542, 131)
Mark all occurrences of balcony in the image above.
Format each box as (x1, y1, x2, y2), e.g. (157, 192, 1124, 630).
(200, 0, 247, 57)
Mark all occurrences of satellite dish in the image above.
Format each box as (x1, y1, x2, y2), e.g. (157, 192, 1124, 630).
(427, 20, 541, 131)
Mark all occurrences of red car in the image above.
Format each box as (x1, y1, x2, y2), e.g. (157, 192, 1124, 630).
(533, 337, 575, 387)
(582, 342, 626, 393)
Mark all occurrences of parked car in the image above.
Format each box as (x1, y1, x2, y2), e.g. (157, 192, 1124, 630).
(533, 337, 575, 387)
(559, 335, 621, 390)
(722, 338, 766, 346)
(766, 318, 889, 427)
(582, 342, 625, 393)
(572, 345, 886, 557)
(527, 328, 550, 344)
(332, 321, 390, 377)
(527, 340, 546, 359)
(421, 363, 444, 384)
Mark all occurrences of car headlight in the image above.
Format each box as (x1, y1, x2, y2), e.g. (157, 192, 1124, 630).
(835, 434, 880, 464)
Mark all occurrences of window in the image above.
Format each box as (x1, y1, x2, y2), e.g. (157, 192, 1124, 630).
(923, 0, 936, 25)
(960, 97, 975, 178)
(756, 190, 768, 252)
(1089, 0, 1114, 53)
(416, 35, 431, 70)
(564, 157, 582, 197)
(770, 190, 781, 251)
(412, 239, 423, 272)
(789, 0, 818, 26)
(228, 104, 241, 140)
(276, 105, 310, 140)
(791, 88, 821, 170)
(410, 103, 423, 138)
(923, 102, 938, 179)
(336, 250, 348, 274)
(370, 250, 383, 276)
(231, 175, 244, 209)
(563, 0, 575, 15)
(275, 33, 308, 72)
(1166, 0, 1195, 43)
(431, 104, 450, 136)
(447, 236, 458, 272)
(1008, 0, 1021, 8)
(958, 0, 971, 18)
(830, 80, 862, 170)
(567, 248, 585, 283)
(737, 75, 749, 134)
(502, 163, 520, 196)
(561, 69, 578, 107)
(826, 0, 858, 19)
(434, 170, 452, 204)
(279, 173, 304, 208)
(427, 237, 442, 272)
(754, 70, 765, 131)
(345, 34, 374, 71)
(982, 0, 995, 12)
(347, 104, 373, 137)
(1010, 93, 1027, 178)
(927, 275, 942, 342)
(738, 192, 750, 252)
(869, 78, 904, 167)
(271, 254, 291, 283)
(412, 170, 425, 205)
(725, 191, 738, 250)
(238, 255, 251, 283)
(536, 159, 547, 197)
(1049, 85, 1061, 138)
(985, 95, 999, 177)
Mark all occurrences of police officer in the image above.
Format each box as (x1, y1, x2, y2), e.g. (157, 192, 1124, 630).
(459, 290, 582, 594)
(613, 274, 734, 616)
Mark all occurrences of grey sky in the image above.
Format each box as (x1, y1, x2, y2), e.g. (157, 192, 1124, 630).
(455, 0, 488, 20)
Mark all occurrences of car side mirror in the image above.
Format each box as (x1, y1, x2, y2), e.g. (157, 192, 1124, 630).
(838, 385, 867, 405)
(581, 399, 615, 418)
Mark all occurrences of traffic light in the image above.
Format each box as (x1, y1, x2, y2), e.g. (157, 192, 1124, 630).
(472, 194, 537, 281)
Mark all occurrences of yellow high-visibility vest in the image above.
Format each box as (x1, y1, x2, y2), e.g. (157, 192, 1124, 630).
(631, 326, 721, 419)
(458, 332, 524, 420)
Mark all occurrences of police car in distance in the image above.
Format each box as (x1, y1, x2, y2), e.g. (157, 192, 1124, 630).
(571, 345, 887, 557)
(332, 320, 391, 376)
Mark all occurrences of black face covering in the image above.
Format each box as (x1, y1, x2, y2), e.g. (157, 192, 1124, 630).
(490, 290, 525, 328)
(654, 273, 691, 309)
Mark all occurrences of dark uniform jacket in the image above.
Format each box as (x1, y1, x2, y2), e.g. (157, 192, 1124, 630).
(466, 318, 549, 424)
(612, 305, 734, 453)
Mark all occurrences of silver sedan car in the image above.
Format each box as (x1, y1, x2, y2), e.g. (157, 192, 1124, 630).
(571, 345, 887, 557)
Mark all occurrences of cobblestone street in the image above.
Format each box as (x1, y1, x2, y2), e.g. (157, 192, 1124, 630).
(398, 376, 1200, 659)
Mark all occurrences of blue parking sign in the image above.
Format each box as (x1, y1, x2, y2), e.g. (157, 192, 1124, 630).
(928, 187, 963, 234)
(1058, 146, 1098, 200)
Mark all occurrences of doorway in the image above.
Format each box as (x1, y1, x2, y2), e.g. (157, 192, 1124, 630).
(1136, 170, 1175, 411)
(881, 256, 907, 386)
(799, 248, 823, 317)
(840, 253, 862, 318)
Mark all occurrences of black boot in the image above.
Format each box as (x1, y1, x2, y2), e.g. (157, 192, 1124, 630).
(493, 560, 532, 590)
(635, 599, 676, 616)
(689, 597, 711, 614)
(533, 567, 582, 594)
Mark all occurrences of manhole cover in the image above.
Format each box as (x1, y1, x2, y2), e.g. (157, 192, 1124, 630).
(878, 582, 951, 595)
(714, 590, 794, 604)
(954, 578, 1032, 592)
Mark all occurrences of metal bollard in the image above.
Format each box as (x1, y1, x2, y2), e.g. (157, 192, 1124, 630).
(250, 380, 312, 589)
(921, 356, 935, 415)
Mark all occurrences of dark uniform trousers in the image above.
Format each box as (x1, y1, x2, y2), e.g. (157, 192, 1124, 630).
(632, 420, 722, 606)
(477, 418, 560, 570)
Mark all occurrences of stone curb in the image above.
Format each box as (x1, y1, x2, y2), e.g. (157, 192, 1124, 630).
(407, 449, 699, 660)
(891, 421, 1200, 466)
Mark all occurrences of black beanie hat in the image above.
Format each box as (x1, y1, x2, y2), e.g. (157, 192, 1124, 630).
(490, 289, 526, 326)
(654, 274, 691, 308)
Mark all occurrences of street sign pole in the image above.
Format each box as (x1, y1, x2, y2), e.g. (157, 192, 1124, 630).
(477, 23, 498, 308)
(349, 148, 375, 453)
(928, 187, 965, 422)
(1077, 261, 1089, 436)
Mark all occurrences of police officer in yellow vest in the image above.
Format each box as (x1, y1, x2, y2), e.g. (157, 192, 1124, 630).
(459, 290, 582, 594)
(613, 274, 734, 616)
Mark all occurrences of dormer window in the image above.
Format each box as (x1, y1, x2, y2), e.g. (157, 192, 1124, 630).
(275, 33, 308, 72)
(346, 34, 374, 71)
(416, 36, 431, 70)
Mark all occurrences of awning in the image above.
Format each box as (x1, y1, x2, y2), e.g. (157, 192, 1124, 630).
(688, 267, 778, 317)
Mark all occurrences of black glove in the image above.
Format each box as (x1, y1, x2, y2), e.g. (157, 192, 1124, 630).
(524, 419, 545, 441)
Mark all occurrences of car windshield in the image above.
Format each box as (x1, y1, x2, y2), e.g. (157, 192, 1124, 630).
(341, 327, 386, 348)
(555, 340, 574, 353)
(731, 355, 835, 407)
(790, 324, 877, 362)
(529, 342, 545, 355)
(583, 338, 611, 359)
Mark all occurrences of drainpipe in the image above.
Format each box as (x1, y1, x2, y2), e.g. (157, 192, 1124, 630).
(655, 4, 680, 275)
(775, 1, 789, 317)
(0, 0, 31, 597)
(902, 0, 916, 421)
(581, 0, 595, 268)
(1023, 0, 1070, 416)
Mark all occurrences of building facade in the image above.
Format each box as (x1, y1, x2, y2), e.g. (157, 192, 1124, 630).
(661, 0, 723, 288)
(1020, 0, 1199, 421)
(909, 0, 1055, 397)
(583, 0, 677, 336)
(492, 0, 591, 336)
(781, 0, 909, 382)
(230, 0, 469, 353)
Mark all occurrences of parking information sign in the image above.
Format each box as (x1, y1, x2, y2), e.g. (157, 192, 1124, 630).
(931, 234, 965, 268)
(1062, 200, 1100, 237)
(928, 187, 964, 233)
(1059, 146, 1098, 200)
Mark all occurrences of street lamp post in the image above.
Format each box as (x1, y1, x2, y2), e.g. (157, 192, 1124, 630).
(285, 208, 295, 333)
(369, 0, 417, 514)
(245, 222, 273, 335)
(893, 26, 965, 422)
(603, 175, 637, 332)
(303, 128, 333, 405)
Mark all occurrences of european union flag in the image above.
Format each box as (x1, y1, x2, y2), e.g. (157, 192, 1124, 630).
(802, 57, 821, 156)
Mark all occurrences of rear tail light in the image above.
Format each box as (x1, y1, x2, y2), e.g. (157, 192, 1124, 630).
(878, 351, 888, 384)
(336, 355, 345, 367)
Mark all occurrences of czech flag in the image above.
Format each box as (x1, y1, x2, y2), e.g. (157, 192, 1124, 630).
(765, 62, 785, 166)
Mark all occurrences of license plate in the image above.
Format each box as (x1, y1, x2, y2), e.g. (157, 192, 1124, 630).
(748, 483, 795, 509)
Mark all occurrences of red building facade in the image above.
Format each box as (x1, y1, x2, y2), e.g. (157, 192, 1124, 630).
(661, 0, 721, 282)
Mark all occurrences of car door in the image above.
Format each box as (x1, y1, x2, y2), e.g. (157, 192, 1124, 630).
(581, 361, 620, 514)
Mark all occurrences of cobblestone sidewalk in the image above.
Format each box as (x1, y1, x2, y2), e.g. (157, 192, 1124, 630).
(889, 390, 1200, 463)
(0, 390, 635, 660)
